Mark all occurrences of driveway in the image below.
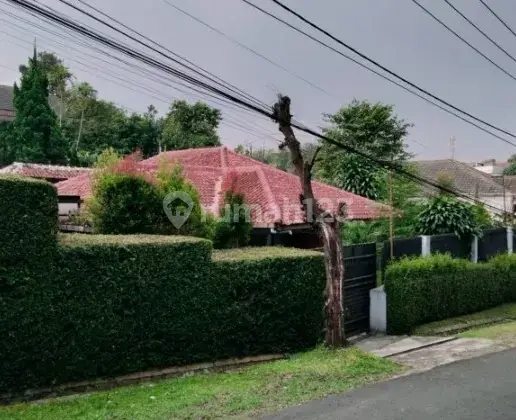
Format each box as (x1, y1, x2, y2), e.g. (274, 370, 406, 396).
(264, 348, 516, 420)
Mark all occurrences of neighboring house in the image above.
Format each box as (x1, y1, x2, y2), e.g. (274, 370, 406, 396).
(0, 84, 60, 122)
(414, 160, 513, 215)
(56, 146, 387, 247)
(0, 162, 91, 219)
(472, 158, 509, 176)
(0, 85, 15, 122)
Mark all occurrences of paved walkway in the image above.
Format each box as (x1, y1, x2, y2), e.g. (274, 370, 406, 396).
(355, 334, 506, 373)
(264, 348, 516, 419)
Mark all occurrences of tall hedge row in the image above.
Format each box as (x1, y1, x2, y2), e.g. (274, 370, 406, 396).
(385, 254, 516, 334)
(0, 229, 324, 393)
(0, 176, 57, 262)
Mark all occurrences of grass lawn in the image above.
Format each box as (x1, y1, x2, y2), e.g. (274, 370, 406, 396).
(414, 303, 516, 336)
(0, 347, 401, 420)
(459, 321, 516, 340)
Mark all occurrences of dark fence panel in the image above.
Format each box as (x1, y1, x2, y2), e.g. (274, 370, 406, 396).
(380, 236, 422, 277)
(430, 233, 470, 259)
(342, 242, 377, 337)
(478, 228, 507, 262)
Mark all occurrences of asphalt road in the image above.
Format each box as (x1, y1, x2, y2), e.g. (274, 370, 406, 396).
(265, 349, 516, 420)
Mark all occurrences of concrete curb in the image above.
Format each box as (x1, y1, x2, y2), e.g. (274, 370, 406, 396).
(0, 353, 285, 405)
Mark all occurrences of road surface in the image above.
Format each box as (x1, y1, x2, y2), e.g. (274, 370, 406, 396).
(265, 348, 516, 420)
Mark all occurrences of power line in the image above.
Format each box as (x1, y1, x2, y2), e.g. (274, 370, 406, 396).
(5, 0, 510, 214)
(0, 8, 277, 139)
(60, 0, 270, 113)
(254, 0, 516, 144)
(477, 0, 516, 42)
(411, 0, 516, 83)
(442, 0, 516, 66)
(160, 0, 337, 100)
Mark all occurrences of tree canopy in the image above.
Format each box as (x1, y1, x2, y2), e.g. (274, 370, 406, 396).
(11, 49, 68, 164)
(161, 100, 221, 150)
(316, 99, 412, 183)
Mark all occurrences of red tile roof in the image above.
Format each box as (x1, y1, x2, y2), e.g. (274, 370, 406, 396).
(56, 147, 386, 226)
(0, 162, 91, 181)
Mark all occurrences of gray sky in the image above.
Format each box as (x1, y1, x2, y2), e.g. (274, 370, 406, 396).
(2, 0, 516, 161)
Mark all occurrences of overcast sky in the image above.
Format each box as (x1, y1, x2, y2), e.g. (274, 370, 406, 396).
(2, 0, 516, 162)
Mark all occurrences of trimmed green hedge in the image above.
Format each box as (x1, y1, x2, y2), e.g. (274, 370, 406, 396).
(0, 230, 324, 392)
(385, 254, 516, 334)
(0, 176, 57, 261)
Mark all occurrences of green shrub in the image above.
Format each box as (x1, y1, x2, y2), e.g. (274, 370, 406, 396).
(89, 173, 162, 234)
(0, 233, 325, 393)
(213, 191, 253, 249)
(385, 254, 516, 334)
(0, 176, 57, 262)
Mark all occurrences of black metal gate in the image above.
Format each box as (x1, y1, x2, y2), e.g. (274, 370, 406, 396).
(342, 242, 377, 337)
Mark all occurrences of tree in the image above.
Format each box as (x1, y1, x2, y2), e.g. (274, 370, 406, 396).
(213, 191, 253, 249)
(161, 100, 221, 150)
(20, 51, 73, 127)
(331, 153, 386, 200)
(273, 95, 346, 346)
(503, 154, 516, 175)
(415, 195, 481, 239)
(68, 82, 97, 152)
(11, 49, 69, 164)
(316, 100, 412, 183)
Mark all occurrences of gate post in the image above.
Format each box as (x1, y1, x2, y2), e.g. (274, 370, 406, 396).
(471, 236, 478, 263)
(421, 235, 431, 257)
(508, 227, 513, 255)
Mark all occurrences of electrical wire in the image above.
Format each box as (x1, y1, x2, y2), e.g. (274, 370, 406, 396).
(160, 0, 337, 100)
(411, 0, 516, 85)
(4, 0, 511, 214)
(442, 0, 516, 66)
(478, 0, 516, 40)
(59, 0, 270, 113)
(256, 0, 516, 143)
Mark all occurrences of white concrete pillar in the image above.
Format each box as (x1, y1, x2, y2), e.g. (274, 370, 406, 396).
(421, 235, 431, 257)
(508, 227, 513, 255)
(471, 236, 478, 263)
(370, 286, 387, 333)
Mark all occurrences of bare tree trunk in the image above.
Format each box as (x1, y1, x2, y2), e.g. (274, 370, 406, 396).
(273, 95, 346, 347)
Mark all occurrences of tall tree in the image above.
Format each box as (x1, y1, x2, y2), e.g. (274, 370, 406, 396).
(20, 51, 73, 127)
(273, 95, 346, 347)
(161, 100, 221, 150)
(316, 100, 412, 183)
(11, 49, 68, 164)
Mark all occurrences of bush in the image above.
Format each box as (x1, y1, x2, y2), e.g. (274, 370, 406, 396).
(213, 191, 252, 249)
(0, 176, 57, 262)
(385, 254, 516, 334)
(0, 230, 325, 393)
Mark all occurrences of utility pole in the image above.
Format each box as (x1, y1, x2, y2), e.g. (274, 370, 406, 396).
(450, 136, 456, 161)
(389, 169, 394, 259)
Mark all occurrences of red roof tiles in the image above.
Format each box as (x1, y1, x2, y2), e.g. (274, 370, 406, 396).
(56, 147, 385, 226)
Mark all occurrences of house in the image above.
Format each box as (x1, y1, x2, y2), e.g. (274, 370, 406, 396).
(0, 162, 91, 219)
(56, 146, 387, 247)
(0, 84, 60, 122)
(0, 85, 15, 122)
(414, 159, 513, 215)
(472, 158, 509, 176)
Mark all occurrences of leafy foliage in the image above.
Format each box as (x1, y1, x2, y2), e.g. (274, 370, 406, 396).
(161, 100, 221, 150)
(0, 180, 325, 393)
(11, 50, 69, 164)
(385, 254, 516, 334)
(316, 100, 412, 183)
(88, 154, 214, 238)
(0, 176, 57, 262)
(331, 153, 386, 200)
(415, 195, 481, 239)
(213, 191, 253, 249)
